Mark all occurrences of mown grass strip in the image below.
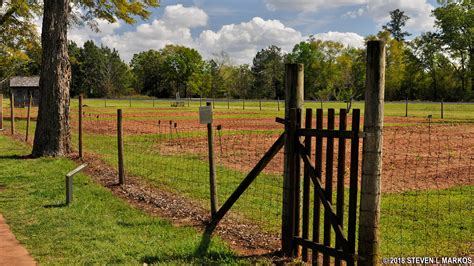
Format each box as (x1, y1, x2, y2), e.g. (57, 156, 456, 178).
(0, 135, 250, 265)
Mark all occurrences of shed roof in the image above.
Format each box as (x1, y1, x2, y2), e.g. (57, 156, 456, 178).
(10, 76, 40, 88)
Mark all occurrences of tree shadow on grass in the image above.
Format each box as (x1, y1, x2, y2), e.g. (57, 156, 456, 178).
(43, 203, 68, 208)
(0, 154, 34, 160)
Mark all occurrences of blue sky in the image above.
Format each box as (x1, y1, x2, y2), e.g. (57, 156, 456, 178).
(67, 0, 441, 64)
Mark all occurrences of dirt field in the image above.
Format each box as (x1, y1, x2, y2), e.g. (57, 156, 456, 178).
(75, 108, 473, 193)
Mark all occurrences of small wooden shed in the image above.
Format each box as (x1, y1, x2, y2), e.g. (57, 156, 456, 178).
(9, 76, 40, 108)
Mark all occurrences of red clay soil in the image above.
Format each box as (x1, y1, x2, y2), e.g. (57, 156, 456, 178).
(0, 214, 36, 265)
(75, 112, 448, 136)
(158, 123, 474, 193)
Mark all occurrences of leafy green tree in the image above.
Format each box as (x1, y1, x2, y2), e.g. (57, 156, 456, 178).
(251, 45, 284, 99)
(407, 33, 443, 99)
(101, 46, 134, 97)
(433, 0, 473, 96)
(382, 9, 411, 41)
(160, 45, 204, 98)
(68, 41, 82, 96)
(31, 0, 159, 157)
(0, 0, 42, 84)
(130, 49, 164, 96)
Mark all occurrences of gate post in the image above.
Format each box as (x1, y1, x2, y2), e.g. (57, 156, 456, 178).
(282, 64, 304, 257)
(358, 40, 385, 265)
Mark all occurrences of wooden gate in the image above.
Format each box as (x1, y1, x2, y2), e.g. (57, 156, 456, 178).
(288, 107, 363, 265)
(209, 41, 385, 265)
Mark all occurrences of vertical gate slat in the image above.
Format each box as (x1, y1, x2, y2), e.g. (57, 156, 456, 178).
(313, 109, 323, 265)
(335, 109, 347, 266)
(302, 108, 312, 262)
(323, 108, 335, 266)
(347, 109, 361, 266)
(294, 108, 302, 257)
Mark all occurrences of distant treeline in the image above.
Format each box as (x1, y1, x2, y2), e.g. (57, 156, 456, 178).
(3, 3, 472, 101)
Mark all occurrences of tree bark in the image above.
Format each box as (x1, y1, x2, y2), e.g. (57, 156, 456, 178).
(32, 0, 72, 157)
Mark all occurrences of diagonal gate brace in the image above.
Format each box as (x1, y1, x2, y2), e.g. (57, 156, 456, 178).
(298, 143, 350, 253)
(209, 133, 286, 228)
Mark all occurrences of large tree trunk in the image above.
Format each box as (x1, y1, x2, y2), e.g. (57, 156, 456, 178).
(32, 0, 72, 157)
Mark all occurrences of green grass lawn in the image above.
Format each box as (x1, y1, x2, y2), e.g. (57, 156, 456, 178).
(0, 135, 253, 265)
(2, 100, 473, 258)
(74, 131, 472, 257)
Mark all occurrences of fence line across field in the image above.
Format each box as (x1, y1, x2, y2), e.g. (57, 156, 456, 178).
(1, 94, 471, 259)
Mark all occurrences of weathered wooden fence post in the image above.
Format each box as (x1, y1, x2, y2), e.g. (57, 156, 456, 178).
(79, 95, 83, 158)
(25, 92, 32, 141)
(10, 92, 14, 135)
(358, 40, 385, 266)
(405, 96, 408, 117)
(206, 102, 218, 215)
(441, 99, 444, 119)
(282, 63, 304, 257)
(117, 109, 125, 185)
(0, 94, 3, 130)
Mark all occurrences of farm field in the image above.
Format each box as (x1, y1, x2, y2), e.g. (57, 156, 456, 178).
(2, 98, 473, 258)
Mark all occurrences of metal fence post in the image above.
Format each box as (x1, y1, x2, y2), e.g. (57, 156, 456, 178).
(358, 40, 385, 266)
(117, 109, 125, 185)
(282, 63, 304, 257)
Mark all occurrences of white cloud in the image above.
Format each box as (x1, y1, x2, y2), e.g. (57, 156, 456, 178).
(364, 0, 435, 32)
(101, 19, 196, 61)
(312, 31, 365, 48)
(266, 0, 435, 33)
(197, 17, 304, 64)
(65, 4, 365, 65)
(264, 0, 367, 12)
(69, 19, 121, 45)
(161, 4, 208, 28)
